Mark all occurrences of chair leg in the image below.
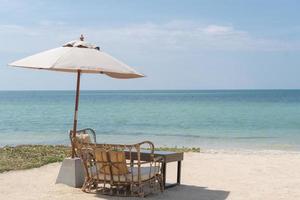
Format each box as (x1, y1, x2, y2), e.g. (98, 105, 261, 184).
(81, 178, 90, 192)
(138, 190, 145, 198)
(160, 176, 164, 192)
(138, 184, 145, 197)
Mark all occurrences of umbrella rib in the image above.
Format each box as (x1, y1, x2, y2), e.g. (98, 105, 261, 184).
(50, 47, 73, 69)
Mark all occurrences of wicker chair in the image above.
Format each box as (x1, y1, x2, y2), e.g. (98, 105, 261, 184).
(69, 128, 96, 156)
(78, 141, 164, 197)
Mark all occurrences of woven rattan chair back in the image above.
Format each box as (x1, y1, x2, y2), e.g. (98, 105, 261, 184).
(79, 141, 164, 197)
(70, 128, 96, 156)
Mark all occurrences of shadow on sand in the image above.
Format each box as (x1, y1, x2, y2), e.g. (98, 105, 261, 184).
(94, 184, 230, 200)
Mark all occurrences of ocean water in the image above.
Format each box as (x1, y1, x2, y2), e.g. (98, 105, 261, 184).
(0, 90, 300, 151)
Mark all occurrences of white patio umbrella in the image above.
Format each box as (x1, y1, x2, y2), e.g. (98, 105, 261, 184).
(9, 35, 144, 157)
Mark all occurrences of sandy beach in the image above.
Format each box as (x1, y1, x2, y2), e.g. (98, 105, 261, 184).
(1, 150, 300, 200)
(1, 0, 300, 200)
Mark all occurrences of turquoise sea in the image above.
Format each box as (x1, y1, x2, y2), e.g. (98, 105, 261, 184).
(0, 90, 300, 150)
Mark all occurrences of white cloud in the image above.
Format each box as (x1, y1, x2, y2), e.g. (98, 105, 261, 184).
(203, 25, 235, 35)
(0, 21, 299, 54)
(88, 22, 300, 52)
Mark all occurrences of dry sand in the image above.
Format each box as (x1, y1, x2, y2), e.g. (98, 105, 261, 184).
(1, 150, 300, 200)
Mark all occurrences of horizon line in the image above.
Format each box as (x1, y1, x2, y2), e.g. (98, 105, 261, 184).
(0, 89, 300, 91)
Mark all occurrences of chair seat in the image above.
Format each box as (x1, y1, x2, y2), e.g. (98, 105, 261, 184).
(92, 166, 160, 182)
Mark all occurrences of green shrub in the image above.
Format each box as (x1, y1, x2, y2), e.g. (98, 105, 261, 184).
(0, 145, 70, 173)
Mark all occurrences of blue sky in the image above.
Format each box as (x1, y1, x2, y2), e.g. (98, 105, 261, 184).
(0, 0, 300, 90)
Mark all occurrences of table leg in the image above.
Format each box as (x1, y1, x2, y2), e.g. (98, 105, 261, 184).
(162, 162, 166, 189)
(164, 161, 182, 189)
(177, 161, 181, 184)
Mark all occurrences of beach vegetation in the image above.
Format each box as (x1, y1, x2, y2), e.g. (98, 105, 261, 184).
(0, 145, 199, 173)
(0, 145, 70, 173)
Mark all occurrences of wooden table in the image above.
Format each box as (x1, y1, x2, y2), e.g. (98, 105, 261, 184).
(125, 150, 184, 189)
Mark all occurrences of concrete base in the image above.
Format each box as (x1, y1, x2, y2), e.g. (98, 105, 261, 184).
(56, 157, 85, 188)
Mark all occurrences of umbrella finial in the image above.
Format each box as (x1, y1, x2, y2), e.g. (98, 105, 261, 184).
(80, 34, 84, 41)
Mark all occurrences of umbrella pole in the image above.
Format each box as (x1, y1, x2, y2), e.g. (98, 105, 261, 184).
(71, 70, 81, 158)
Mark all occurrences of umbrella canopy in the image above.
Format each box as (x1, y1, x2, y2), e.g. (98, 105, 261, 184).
(10, 38, 144, 79)
(9, 35, 144, 157)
